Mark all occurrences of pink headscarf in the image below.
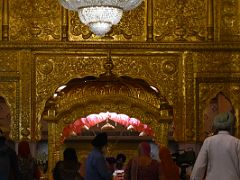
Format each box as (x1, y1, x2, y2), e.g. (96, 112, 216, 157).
(18, 141, 31, 158)
(138, 142, 151, 156)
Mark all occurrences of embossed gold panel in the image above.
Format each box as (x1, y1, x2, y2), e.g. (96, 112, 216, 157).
(35, 52, 184, 141)
(219, 0, 240, 41)
(9, 0, 61, 41)
(196, 77, 240, 141)
(153, 0, 208, 42)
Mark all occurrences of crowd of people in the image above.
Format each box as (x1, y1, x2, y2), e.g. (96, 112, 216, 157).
(0, 111, 240, 180)
(52, 132, 180, 180)
(52, 111, 240, 180)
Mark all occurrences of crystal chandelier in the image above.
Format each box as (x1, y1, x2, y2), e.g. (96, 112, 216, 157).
(59, 0, 143, 36)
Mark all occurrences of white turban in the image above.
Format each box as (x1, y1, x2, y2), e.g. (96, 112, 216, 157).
(213, 112, 234, 130)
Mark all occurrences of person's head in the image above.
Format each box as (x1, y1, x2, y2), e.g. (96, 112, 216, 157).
(115, 153, 126, 170)
(159, 146, 172, 160)
(91, 132, 108, 150)
(213, 112, 235, 134)
(63, 147, 78, 162)
(138, 142, 151, 157)
(0, 129, 6, 145)
(18, 140, 31, 158)
(116, 153, 126, 164)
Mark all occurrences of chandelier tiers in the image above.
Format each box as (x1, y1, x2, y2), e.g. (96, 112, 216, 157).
(59, 0, 143, 36)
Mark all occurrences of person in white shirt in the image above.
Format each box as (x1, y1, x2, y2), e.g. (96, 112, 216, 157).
(190, 112, 240, 180)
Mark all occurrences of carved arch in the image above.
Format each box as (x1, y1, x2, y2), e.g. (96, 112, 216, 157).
(42, 73, 173, 179)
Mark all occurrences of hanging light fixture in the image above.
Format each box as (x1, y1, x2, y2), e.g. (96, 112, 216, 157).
(58, 0, 143, 36)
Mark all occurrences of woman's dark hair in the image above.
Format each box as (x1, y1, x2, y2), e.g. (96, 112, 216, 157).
(63, 148, 78, 162)
(116, 153, 126, 163)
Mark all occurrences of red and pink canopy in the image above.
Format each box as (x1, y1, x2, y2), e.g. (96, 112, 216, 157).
(62, 112, 154, 142)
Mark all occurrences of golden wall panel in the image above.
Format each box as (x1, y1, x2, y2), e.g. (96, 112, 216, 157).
(193, 51, 240, 73)
(0, 51, 19, 72)
(68, 2, 146, 41)
(196, 79, 240, 141)
(35, 54, 105, 139)
(219, 0, 240, 41)
(35, 52, 184, 141)
(0, 50, 33, 140)
(112, 54, 184, 141)
(153, 0, 208, 42)
(193, 51, 240, 141)
(9, 0, 61, 41)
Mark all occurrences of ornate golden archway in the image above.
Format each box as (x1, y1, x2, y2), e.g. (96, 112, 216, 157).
(42, 57, 173, 179)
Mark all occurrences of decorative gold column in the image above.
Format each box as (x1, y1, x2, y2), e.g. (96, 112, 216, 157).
(147, 0, 153, 41)
(207, 0, 214, 41)
(61, 7, 68, 41)
(2, 0, 9, 41)
(19, 50, 34, 140)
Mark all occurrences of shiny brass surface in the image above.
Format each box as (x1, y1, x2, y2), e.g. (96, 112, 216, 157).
(0, 0, 240, 179)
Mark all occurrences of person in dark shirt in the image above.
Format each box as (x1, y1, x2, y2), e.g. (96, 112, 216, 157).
(53, 147, 83, 180)
(85, 132, 112, 180)
(0, 129, 19, 180)
(17, 140, 40, 180)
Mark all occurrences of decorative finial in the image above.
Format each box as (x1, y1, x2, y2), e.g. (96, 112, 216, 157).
(103, 50, 114, 76)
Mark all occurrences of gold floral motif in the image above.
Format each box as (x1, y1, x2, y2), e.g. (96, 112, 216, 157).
(162, 60, 177, 75)
(193, 51, 240, 73)
(220, 0, 240, 41)
(9, 0, 61, 41)
(0, 51, 19, 72)
(37, 58, 54, 75)
(154, 0, 207, 42)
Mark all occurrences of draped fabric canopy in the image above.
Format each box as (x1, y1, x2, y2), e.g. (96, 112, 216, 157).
(62, 112, 153, 142)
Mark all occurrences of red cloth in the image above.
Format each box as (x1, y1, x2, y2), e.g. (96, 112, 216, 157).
(18, 141, 31, 158)
(159, 146, 180, 180)
(139, 142, 151, 156)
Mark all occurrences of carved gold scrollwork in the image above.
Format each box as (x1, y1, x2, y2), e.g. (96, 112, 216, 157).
(220, 0, 240, 41)
(9, 0, 61, 41)
(0, 51, 19, 71)
(154, 0, 207, 42)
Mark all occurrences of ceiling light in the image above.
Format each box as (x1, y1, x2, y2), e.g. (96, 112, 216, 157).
(58, 0, 143, 36)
